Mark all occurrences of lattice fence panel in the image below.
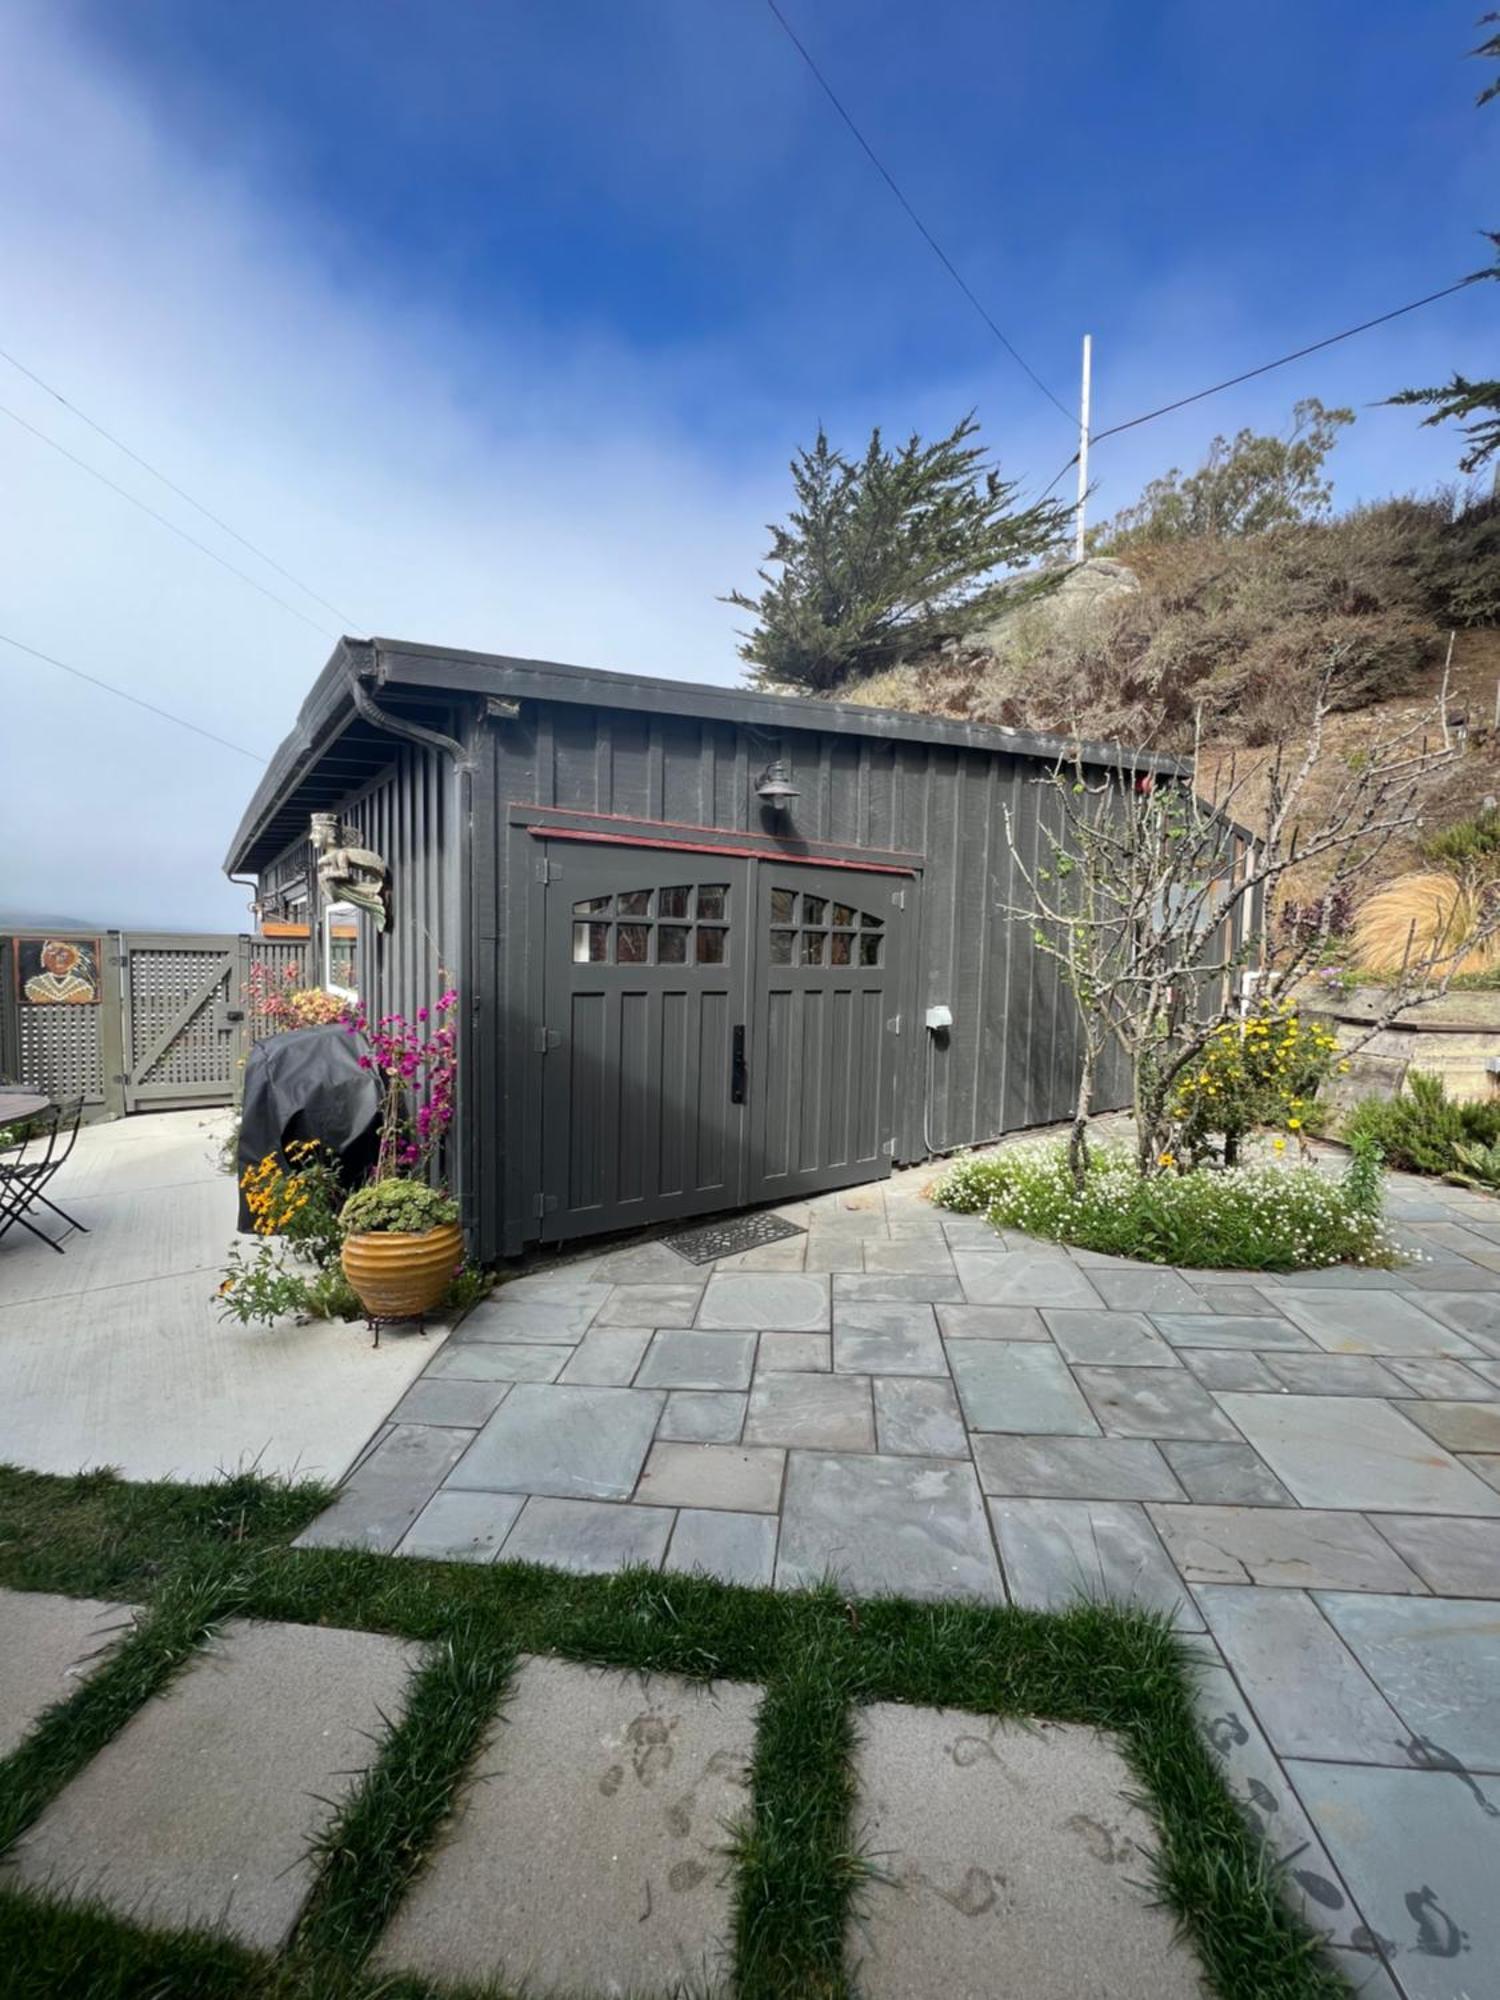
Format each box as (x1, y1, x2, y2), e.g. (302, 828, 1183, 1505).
(245, 939, 312, 1043)
(17, 1005, 107, 1102)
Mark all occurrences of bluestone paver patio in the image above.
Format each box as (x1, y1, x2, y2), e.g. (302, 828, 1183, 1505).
(284, 1145, 1500, 1992)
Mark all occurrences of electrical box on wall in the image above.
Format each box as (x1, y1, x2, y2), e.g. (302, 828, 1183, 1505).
(925, 1004, 953, 1031)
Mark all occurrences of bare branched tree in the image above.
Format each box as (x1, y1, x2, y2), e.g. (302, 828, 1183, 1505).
(1005, 649, 1500, 1186)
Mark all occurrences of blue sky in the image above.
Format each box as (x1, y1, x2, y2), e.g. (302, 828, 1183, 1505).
(1, 0, 1494, 923)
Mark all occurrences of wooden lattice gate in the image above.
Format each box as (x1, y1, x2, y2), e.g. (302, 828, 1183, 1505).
(0, 931, 311, 1119)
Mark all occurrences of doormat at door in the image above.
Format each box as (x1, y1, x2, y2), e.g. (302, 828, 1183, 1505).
(663, 1212, 806, 1265)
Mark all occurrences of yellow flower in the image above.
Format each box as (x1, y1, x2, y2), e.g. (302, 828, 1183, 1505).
(1158, 1151, 1177, 1168)
(1287, 1118, 1302, 1131)
(1272, 1137, 1287, 1153)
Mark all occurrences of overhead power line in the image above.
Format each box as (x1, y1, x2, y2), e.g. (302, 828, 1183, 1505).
(1034, 274, 1482, 504)
(0, 344, 365, 631)
(0, 398, 343, 642)
(764, 0, 1073, 427)
(0, 629, 268, 763)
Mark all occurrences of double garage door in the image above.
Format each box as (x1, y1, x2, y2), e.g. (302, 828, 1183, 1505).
(538, 840, 910, 1241)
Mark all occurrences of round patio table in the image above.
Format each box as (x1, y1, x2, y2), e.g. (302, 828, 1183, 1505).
(0, 1089, 51, 1124)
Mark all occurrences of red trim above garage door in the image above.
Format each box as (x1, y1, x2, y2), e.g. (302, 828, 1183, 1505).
(526, 825, 916, 875)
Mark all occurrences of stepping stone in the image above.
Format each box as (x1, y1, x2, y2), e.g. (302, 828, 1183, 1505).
(1179, 1349, 1282, 1393)
(594, 1283, 704, 1328)
(1315, 1590, 1500, 1771)
(397, 1489, 524, 1562)
(850, 1703, 1205, 2000)
(832, 1272, 964, 1303)
(1074, 1367, 1237, 1441)
(1190, 1654, 1363, 1947)
(1147, 1504, 1423, 1591)
(1413, 1290, 1500, 1354)
(296, 1423, 478, 1552)
(1195, 1587, 1406, 1760)
(447, 1384, 664, 1500)
(1384, 1357, 1495, 1400)
(1089, 1268, 1204, 1313)
(1150, 1313, 1313, 1350)
(989, 1499, 1200, 1630)
(757, 1331, 830, 1371)
(1261, 1353, 1409, 1397)
(873, 1377, 968, 1457)
(637, 1330, 758, 1391)
(0, 1591, 133, 1760)
(1042, 1309, 1179, 1367)
(635, 1442, 786, 1513)
(971, 1436, 1182, 1501)
(802, 1233, 867, 1274)
(424, 1343, 569, 1384)
(948, 1343, 1100, 1435)
(389, 1378, 512, 1427)
(500, 1497, 673, 1573)
(832, 1303, 945, 1375)
(744, 1372, 874, 1450)
(665, 1508, 777, 1586)
(1217, 1394, 1500, 1515)
(777, 1452, 1002, 1601)
(1368, 1514, 1500, 1599)
(862, 1239, 956, 1275)
(458, 1291, 610, 1341)
(557, 1325, 654, 1386)
(659, 1391, 747, 1443)
(1157, 1441, 1293, 1507)
(8, 1619, 420, 1949)
(697, 1273, 829, 1331)
(951, 1250, 1102, 1309)
(1400, 1399, 1500, 1455)
(936, 1304, 1050, 1340)
(1285, 1761, 1500, 1994)
(1275, 1289, 1478, 1358)
(375, 1657, 757, 1994)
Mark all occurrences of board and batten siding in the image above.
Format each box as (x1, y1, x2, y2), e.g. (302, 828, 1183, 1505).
(482, 698, 1124, 1255)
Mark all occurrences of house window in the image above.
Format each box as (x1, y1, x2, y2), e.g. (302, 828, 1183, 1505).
(571, 884, 731, 966)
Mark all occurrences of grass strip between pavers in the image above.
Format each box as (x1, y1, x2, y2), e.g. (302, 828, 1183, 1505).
(0, 1465, 1354, 2000)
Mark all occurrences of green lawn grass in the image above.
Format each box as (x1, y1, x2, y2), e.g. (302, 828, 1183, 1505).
(0, 1465, 1352, 2000)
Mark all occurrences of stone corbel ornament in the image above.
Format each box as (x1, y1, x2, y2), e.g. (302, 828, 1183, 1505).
(311, 811, 390, 931)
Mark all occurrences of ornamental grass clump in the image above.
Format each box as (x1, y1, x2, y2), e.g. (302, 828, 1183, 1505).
(931, 1137, 1395, 1271)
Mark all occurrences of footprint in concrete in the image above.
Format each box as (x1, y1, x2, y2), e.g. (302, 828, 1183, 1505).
(663, 1799, 692, 1838)
(668, 1859, 708, 1893)
(1065, 1813, 1135, 1866)
(599, 1763, 624, 1798)
(626, 1713, 676, 1785)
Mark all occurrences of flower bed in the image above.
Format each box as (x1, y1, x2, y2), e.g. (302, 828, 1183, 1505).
(931, 1140, 1395, 1271)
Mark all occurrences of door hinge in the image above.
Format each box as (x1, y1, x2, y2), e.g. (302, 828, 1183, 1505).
(882, 1136, 896, 1156)
(533, 1026, 561, 1053)
(112, 1073, 130, 1086)
(886, 1013, 901, 1035)
(533, 1191, 559, 1217)
(535, 857, 562, 884)
(890, 888, 907, 910)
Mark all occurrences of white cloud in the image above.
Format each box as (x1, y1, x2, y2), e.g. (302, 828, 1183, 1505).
(0, 2, 779, 927)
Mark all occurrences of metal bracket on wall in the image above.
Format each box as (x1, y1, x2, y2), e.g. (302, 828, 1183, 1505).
(532, 1026, 561, 1054)
(532, 1192, 560, 1218)
(535, 857, 562, 884)
(891, 889, 907, 909)
(886, 1014, 902, 1034)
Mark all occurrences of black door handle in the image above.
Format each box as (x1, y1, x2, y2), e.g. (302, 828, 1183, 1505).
(731, 1025, 747, 1104)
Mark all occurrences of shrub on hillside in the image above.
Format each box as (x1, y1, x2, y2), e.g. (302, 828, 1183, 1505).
(929, 1141, 1394, 1271)
(1344, 1071, 1500, 1175)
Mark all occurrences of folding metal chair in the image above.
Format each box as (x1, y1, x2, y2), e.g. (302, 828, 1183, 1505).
(0, 1098, 89, 1253)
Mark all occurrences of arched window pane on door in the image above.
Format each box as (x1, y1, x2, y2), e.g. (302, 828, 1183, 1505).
(769, 885, 885, 968)
(570, 881, 731, 964)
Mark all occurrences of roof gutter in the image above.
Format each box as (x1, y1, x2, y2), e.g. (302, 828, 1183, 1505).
(346, 667, 475, 772)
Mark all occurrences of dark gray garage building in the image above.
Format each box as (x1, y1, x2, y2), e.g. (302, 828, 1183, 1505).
(227, 638, 1173, 1259)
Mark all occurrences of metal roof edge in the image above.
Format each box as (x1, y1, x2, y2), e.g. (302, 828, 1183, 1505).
(368, 636, 1185, 777)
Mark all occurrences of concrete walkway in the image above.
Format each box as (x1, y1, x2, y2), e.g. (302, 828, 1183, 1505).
(0, 1111, 434, 1483)
(302, 1155, 1500, 1999)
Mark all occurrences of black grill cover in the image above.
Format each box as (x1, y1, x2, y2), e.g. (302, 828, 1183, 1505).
(235, 1024, 381, 1232)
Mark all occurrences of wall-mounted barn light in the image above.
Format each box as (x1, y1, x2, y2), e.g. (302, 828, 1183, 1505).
(755, 760, 799, 814)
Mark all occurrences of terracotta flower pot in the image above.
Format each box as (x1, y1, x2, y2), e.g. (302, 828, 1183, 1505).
(341, 1221, 463, 1321)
